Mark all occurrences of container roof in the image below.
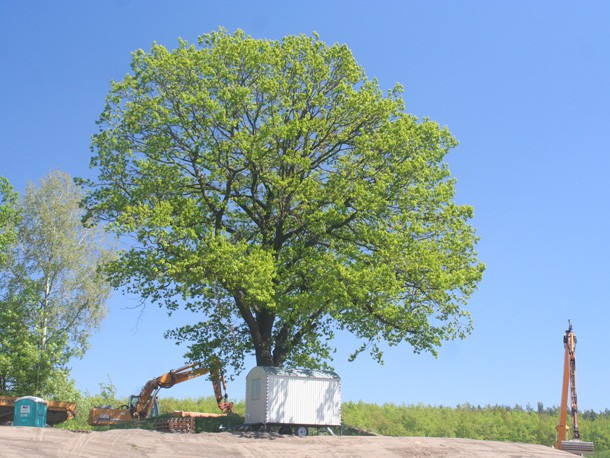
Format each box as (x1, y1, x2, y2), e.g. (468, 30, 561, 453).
(16, 396, 46, 403)
(258, 366, 340, 380)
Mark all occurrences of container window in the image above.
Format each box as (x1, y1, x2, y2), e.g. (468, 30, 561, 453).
(251, 378, 261, 400)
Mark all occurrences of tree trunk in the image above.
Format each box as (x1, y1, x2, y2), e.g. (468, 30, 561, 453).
(255, 347, 274, 367)
(234, 292, 283, 367)
(254, 310, 279, 367)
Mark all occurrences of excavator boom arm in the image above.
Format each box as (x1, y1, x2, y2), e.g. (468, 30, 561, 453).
(212, 372, 234, 413)
(134, 364, 211, 418)
(555, 321, 594, 454)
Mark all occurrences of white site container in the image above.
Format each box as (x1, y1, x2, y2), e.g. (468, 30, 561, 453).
(245, 366, 341, 427)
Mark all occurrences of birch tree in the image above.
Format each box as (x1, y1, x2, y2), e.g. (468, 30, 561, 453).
(0, 171, 114, 397)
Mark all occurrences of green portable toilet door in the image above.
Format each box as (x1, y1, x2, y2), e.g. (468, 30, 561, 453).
(14, 396, 48, 427)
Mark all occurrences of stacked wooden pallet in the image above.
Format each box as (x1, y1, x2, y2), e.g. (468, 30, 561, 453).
(155, 416, 195, 433)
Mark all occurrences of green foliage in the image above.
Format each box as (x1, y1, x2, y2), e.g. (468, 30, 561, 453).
(0, 171, 115, 397)
(82, 28, 484, 373)
(58, 379, 121, 431)
(342, 401, 609, 452)
(157, 395, 245, 417)
(0, 176, 18, 267)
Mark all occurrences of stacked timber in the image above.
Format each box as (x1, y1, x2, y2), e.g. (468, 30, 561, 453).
(155, 416, 195, 433)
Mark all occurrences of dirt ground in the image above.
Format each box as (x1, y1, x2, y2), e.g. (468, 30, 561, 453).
(0, 426, 578, 457)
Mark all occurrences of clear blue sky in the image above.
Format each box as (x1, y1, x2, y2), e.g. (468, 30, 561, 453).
(1, 1, 609, 411)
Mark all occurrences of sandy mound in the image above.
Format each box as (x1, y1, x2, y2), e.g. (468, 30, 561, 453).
(0, 426, 575, 457)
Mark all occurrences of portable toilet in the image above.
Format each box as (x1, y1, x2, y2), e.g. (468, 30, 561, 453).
(14, 396, 47, 427)
(244, 366, 341, 434)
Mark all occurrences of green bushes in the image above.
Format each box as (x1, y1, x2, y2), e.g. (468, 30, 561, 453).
(156, 396, 245, 417)
(342, 401, 604, 450)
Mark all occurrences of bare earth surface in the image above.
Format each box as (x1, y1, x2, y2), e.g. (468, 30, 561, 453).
(0, 426, 578, 458)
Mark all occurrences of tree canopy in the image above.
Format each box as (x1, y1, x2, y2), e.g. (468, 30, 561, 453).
(82, 29, 484, 373)
(0, 171, 114, 397)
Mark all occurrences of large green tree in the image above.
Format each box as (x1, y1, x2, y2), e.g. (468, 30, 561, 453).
(0, 176, 18, 266)
(82, 29, 484, 373)
(0, 171, 114, 397)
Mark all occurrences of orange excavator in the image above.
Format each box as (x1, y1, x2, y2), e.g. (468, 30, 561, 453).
(555, 321, 594, 455)
(88, 362, 233, 426)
